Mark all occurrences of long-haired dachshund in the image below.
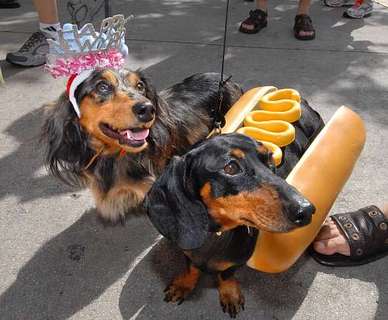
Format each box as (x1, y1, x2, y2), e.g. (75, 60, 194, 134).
(145, 102, 324, 318)
(41, 69, 242, 223)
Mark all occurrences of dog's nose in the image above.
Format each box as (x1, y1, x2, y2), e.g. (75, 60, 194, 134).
(287, 199, 315, 227)
(133, 103, 155, 122)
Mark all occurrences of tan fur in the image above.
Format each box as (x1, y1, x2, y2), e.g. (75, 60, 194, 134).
(208, 260, 235, 272)
(231, 148, 245, 159)
(200, 182, 291, 232)
(164, 265, 201, 303)
(126, 72, 142, 87)
(217, 275, 245, 314)
(256, 144, 268, 154)
(84, 157, 155, 221)
(102, 70, 119, 87)
(78, 71, 155, 155)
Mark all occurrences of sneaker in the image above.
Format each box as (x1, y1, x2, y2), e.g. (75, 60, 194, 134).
(323, 0, 355, 7)
(344, 1, 373, 18)
(6, 31, 50, 67)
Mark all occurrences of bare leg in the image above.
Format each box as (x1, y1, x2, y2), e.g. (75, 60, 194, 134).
(256, 0, 268, 11)
(33, 0, 58, 24)
(313, 204, 388, 256)
(295, 0, 314, 39)
(297, 0, 311, 15)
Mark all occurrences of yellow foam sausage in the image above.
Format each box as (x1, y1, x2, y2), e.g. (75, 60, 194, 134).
(209, 86, 277, 137)
(247, 106, 366, 273)
(214, 87, 301, 167)
(237, 88, 302, 166)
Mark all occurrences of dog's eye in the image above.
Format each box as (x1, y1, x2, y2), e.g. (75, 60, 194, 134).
(96, 81, 112, 95)
(224, 160, 241, 175)
(136, 81, 145, 93)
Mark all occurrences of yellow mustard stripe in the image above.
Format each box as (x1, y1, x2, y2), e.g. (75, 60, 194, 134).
(237, 88, 301, 166)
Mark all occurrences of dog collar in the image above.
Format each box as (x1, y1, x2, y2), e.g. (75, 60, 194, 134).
(216, 226, 254, 237)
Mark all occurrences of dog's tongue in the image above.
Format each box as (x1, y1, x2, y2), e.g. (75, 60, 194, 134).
(120, 128, 149, 141)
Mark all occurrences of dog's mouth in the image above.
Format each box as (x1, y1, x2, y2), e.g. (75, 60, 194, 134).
(99, 123, 150, 148)
(239, 216, 293, 233)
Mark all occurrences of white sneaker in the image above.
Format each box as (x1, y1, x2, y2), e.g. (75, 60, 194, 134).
(323, 0, 355, 7)
(344, 1, 373, 18)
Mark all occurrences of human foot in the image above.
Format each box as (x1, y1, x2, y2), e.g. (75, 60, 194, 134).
(294, 14, 315, 40)
(239, 9, 268, 34)
(311, 205, 388, 266)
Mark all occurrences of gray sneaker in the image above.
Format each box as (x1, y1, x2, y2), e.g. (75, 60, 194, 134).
(6, 31, 50, 67)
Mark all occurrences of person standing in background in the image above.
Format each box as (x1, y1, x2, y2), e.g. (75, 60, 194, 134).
(6, 0, 60, 67)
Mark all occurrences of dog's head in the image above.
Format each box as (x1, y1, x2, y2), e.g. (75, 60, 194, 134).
(145, 133, 315, 250)
(42, 68, 158, 183)
(76, 68, 158, 154)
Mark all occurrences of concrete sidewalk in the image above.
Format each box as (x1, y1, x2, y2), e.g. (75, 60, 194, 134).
(0, 1, 387, 319)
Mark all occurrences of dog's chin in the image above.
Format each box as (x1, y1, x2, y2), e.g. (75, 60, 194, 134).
(239, 216, 296, 233)
(120, 141, 149, 154)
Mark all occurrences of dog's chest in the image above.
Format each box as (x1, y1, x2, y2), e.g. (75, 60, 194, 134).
(184, 227, 258, 273)
(87, 157, 156, 221)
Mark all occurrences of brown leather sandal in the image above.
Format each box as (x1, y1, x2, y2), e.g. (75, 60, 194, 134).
(310, 206, 388, 267)
(293, 14, 315, 40)
(0, 0, 20, 8)
(239, 9, 268, 34)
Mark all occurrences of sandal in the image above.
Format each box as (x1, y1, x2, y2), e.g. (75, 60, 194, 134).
(293, 14, 315, 41)
(0, 0, 20, 8)
(239, 9, 268, 34)
(310, 206, 388, 267)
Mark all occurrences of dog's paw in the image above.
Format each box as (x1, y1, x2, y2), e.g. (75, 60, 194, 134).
(218, 278, 245, 318)
(163, 283, 193, 305)
(219, 291, 245, 318)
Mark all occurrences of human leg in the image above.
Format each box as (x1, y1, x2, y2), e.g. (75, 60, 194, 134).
(294, 0, 315, 40)
(6, 0, 59, 67)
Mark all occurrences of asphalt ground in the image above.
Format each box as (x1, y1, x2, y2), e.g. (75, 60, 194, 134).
(0, 1, 387, 319)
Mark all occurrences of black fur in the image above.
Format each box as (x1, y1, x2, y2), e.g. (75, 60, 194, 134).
(41, 69, 242, 221)
(145, 103, 324, 316)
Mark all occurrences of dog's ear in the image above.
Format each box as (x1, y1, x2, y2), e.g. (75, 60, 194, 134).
(41, 92, 90, 185)
(145, 156, 209, 250)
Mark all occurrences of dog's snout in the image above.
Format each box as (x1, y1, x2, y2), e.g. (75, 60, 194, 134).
(272, 177, 315, 228)
(133, 103, 155, 122)
(288, 199, 315, 227)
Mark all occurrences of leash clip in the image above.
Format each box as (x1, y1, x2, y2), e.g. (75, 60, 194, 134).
(214, 120, 223, 135)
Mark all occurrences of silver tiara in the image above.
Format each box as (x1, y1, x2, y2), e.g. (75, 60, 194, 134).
(46, 14, 132, 78)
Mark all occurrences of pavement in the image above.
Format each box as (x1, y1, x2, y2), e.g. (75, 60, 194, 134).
(0, 1, 388, 319)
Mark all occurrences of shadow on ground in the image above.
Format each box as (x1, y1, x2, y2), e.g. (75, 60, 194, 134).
(0, 209, 158, 320)
(119, 239, 316, 320)
(0, 108, 74, 202)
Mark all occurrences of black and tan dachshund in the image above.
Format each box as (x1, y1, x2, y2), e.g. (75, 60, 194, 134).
(145, 101, 324, 318)
(41, 70, 241, 223)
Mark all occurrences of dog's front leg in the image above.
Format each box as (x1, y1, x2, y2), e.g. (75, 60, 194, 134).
(164, 262, 201, 305)
(217, 271, 245, 318)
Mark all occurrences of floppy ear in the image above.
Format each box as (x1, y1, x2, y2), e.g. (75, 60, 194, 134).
(145, 156, 210, 250)
(41, 92, 90, 186)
